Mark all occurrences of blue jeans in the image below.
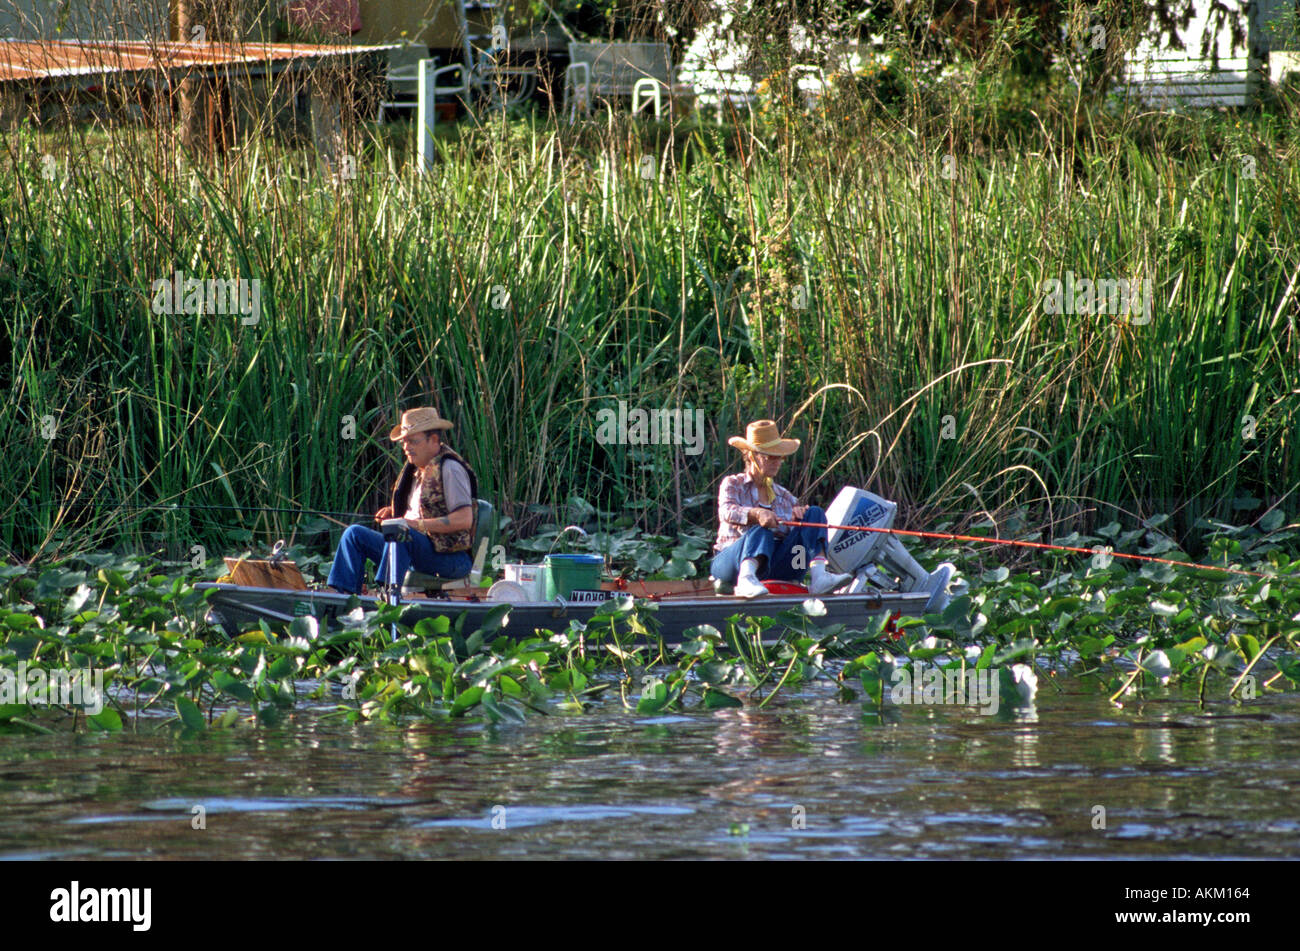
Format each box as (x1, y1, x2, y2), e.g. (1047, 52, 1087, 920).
(326, 524, 471, 594)
(709, 506, 830, 584)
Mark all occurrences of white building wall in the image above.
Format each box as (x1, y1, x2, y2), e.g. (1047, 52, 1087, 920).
(1122, 0, 1298, 106)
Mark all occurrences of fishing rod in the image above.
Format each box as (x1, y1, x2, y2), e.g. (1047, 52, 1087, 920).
(779, 519, 1275, 580)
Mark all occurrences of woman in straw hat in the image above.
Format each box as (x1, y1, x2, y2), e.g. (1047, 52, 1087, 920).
(710, 420, 851, 598)
(326, 407, 478, 594)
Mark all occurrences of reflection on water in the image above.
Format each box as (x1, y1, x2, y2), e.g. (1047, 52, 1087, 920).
(0, 683, 1297, 859)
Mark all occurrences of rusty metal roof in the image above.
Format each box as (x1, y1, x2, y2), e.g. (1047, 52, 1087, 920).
(0, 39, 395, 84)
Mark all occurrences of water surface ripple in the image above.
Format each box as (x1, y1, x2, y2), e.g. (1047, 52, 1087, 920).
(1, 684, 1296, 859)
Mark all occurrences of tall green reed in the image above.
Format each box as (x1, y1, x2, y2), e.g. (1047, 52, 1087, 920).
(1, 37, 1296, 562)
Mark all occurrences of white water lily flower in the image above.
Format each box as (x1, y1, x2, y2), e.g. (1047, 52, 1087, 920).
(1144, 650, 1172, 685)
(291, 615, 319, 643)
(1010, 664, 1038, 704)
(964, 645, 982, 664)
(342, 607, 364, 624)
(1202, 643, 1218, 662)
(920, 635, 939, 650)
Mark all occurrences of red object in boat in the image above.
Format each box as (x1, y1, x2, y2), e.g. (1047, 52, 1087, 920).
(885, 610, 902, 640)
(761, 580, 809, 595)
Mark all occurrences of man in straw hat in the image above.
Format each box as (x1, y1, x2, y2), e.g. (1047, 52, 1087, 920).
(711, 419, 852, 598)
(326, 407, 478, 594)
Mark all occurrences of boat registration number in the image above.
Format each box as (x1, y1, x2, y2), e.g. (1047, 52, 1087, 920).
(565, 589, 618, 604)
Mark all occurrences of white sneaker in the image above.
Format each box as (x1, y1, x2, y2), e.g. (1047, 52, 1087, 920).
(808, 561, 852, 595)
(734, 559, 767, 598)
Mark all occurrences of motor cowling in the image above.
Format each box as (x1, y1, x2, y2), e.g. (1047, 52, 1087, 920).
(825, 487, 896, 576)
(823, 486, 956, 614)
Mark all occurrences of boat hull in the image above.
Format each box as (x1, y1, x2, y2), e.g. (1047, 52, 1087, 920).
(195, 583, 934, 644)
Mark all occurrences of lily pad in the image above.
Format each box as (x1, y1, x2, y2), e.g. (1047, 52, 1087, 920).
(175, 696, 206, 731)
(87, 708, 123, 732)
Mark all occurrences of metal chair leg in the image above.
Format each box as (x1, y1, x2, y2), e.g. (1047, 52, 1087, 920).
(385, 539, 400, 642)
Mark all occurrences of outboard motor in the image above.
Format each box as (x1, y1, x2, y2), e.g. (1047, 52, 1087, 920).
(824, 487, 956, 614)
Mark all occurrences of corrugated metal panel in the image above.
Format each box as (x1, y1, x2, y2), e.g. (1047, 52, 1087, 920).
(0, 39, 395, 84)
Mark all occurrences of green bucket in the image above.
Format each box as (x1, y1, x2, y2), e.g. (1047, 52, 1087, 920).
(543, 554, 603, 600)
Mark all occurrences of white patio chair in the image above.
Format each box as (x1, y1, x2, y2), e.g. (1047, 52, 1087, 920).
(564, 41, 693, 120)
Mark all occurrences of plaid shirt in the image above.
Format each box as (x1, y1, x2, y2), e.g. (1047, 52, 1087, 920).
(715, 471, 799, 552)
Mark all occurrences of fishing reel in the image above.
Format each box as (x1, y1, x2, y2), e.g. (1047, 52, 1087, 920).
(824, 487, 960, 614)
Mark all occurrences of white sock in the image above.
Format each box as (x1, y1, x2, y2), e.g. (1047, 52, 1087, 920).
(735, 558, 766, 597)
(808, 558, 850, 594)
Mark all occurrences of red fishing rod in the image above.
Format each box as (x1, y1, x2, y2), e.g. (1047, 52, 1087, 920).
(778, 519, 1275, 580)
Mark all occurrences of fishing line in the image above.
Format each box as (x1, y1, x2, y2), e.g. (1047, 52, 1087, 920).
(780, 519, 1277, 580)
(114, 503, 374, 522)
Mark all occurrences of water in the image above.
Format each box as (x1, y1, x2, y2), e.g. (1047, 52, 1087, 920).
(2, 683, 1297, 859)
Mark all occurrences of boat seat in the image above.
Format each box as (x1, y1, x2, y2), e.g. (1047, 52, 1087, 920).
(403, 499, 495, 596)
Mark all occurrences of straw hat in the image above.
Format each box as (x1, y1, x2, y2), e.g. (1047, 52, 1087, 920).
(388, 407, 454, 441)
(728, 419, 800, 456)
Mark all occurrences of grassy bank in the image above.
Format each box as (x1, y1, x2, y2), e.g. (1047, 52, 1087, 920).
(1, 67, 1297, 562)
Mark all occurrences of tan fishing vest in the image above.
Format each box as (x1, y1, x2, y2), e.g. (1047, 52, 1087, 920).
(391, 444, 478, 554)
